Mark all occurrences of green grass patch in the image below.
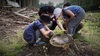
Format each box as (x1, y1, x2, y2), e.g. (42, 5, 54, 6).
(81, 12, 100, 53)
(0, 30, 26, 56)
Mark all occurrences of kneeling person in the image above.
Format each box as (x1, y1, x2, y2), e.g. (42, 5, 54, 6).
(23, 14, 54, 46)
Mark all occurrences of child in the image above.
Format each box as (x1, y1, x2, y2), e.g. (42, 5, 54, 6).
(62, 2, 85, 36)
(38, 6, 65, 31)
(53, 2, 85, 37)
(23, 14, 54, 46)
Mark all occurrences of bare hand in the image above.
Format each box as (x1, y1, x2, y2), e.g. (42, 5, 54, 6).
(49, 30, 55, 37)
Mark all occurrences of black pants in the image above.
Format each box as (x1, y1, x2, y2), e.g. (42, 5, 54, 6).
(50, 20, 57, 30)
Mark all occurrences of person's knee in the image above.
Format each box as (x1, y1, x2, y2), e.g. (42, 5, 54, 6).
(23, 35, 35, 45)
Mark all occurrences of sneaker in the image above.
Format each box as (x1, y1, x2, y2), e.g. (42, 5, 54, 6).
(67, 34, 73, 37)
(75, 32, 81, 35)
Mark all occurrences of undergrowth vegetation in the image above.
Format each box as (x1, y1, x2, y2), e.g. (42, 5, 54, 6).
(81, 12, 100, 54)
(0, 30, 26, 56)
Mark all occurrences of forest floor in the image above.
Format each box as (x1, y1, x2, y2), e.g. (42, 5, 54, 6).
(0, 8, 100, 56)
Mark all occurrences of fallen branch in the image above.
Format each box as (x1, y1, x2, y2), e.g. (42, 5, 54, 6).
(16, 8, 27, 13)
(13, 21, 29, 25)
(27, 11, 38, 17)
(14, 12, 30, 19)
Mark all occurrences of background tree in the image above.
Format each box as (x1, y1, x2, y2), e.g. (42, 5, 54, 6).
(32, 0, 39, 7)
(47, 1, 54, 6)
(39, 3, 47, 8)
(64, 0, 100, 11)
(56, 3, 63, 8)
(38, 1, 54, 8)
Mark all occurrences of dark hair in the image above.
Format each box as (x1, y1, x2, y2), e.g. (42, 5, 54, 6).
(38, 6, 55, 16)
(63, 2, 71, 8)
(48, 6, 55, 13)
(40, 14, 51, 23)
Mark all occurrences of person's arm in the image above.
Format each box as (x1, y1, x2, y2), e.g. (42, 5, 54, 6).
(56, 20, 65, 31)
(40, 22, 54, 38)
(65, 19, 69, 32)
(44, 23, 50, 31)
(62, 17, 69, 33)
(40, 28, 53, 38)
(66, 10, 75, 20)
